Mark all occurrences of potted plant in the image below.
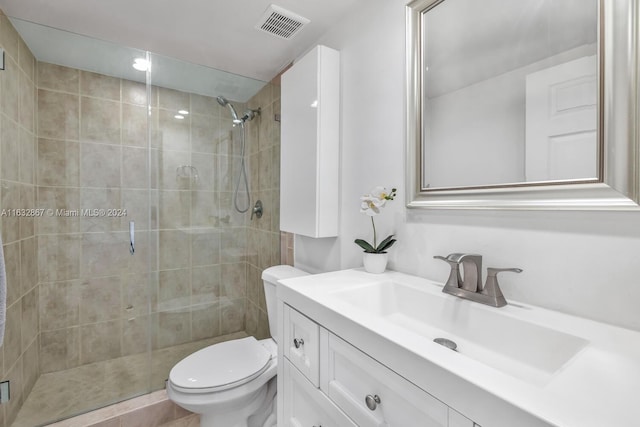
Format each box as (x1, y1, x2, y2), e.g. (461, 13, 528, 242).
(355, 186, 397, 273)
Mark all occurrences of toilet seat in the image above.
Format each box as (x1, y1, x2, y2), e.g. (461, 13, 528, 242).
(169, 337, 272, 393)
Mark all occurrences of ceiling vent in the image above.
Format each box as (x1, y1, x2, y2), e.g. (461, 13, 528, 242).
(255, 5, 310, 40)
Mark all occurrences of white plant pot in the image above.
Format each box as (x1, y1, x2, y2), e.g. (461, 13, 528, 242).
(363, 252, 388, 274)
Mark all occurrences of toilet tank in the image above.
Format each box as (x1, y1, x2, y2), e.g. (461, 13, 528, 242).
(261, 265, 308, 343)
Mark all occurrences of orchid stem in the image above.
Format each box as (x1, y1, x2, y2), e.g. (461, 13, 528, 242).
(371, 217, 377, 250)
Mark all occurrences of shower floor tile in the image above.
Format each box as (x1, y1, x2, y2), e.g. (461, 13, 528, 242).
(12, 331, 248, 427)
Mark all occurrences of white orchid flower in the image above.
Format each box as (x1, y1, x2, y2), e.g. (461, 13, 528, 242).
(370, 186, 391, 201)
(356, 186, 398, 254)
(360, 195, 385, 216)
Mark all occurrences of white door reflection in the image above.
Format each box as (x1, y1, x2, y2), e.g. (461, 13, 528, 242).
(525, 55, 598, 182)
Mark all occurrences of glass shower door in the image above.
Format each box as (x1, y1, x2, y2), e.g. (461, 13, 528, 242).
(146, 52, 264, 388)
(2, 14, 268, 426)
(3, 18, 156, 426)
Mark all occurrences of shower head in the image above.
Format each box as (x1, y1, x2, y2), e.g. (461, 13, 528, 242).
(216, 95, 240, 122)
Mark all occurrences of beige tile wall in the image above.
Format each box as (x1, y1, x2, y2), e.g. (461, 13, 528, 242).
(32, 60, 280, 425)
(0, 10, 39, 427)
(149, 85, 249, 350)
(245, 77, 284, 339)
(36, 61, 254, 382)
(36, 63, 146, 374)
(280, 231, 294, 266)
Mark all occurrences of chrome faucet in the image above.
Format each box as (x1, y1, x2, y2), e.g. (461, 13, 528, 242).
(434, 254, 522, 307)
(434, 253, 482, 292)
(432, 255, 462, 289)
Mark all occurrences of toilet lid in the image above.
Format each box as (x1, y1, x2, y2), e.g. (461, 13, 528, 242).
(169, 337, 271, 390)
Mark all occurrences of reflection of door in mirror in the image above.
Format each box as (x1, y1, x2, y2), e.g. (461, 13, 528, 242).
(525, 56, 597, 182)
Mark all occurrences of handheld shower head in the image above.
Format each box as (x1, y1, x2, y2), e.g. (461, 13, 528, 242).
(217, 96, 251, 214)
(216, 96, 240, 122)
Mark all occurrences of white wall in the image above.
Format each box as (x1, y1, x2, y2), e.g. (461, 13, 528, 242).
(425, 44, 596, 188)
(425, 70, 525, 187)
(294, 0, 640, 332)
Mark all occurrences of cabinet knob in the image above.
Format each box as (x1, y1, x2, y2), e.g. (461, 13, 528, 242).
(365, 394, 381, 410)
(293, 338, 304, 349)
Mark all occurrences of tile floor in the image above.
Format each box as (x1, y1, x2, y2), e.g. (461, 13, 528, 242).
(13, 332, 247, 427)
(46, 390, 197, 427)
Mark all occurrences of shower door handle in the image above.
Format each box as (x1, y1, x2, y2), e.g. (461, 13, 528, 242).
(129, 221, 135, 255)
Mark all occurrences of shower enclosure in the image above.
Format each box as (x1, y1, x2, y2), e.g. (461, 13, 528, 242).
(0, 13, 283, 427)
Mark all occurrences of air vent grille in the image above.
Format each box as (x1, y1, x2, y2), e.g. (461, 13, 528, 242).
(255, 5, 310, 40)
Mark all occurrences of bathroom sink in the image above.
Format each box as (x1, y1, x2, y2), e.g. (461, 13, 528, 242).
(278, 269, 640, 427)
(330, 279, 588, 385)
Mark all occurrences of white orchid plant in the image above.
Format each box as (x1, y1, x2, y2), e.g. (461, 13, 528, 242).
(354, 186, 397, 254)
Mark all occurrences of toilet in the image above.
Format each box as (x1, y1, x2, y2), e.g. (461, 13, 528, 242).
(166, 265, 308, 427)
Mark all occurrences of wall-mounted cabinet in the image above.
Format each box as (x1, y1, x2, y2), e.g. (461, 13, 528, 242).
(280, 45, 340, 238)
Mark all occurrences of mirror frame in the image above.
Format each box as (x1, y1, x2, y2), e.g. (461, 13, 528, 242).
(406, 0, 640, 210)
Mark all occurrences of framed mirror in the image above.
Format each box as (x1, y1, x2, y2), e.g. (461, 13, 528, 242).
(406, 0, 640, 209)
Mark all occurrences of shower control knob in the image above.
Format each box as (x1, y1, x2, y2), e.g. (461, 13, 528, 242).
(365, 394, 381, 411)
(293, 338, 304, 349)
(251, 199, 263, 220)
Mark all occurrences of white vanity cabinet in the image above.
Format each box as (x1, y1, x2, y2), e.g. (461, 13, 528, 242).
(324, 334, 448, 427)
(283, 305, 321, 387)
(283, 359, 357, 427)
(278, 268, 640, 426)
(280, 305, 477, 427)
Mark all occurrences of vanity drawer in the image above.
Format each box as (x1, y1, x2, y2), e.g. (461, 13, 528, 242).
(283, 359, 357, 427)
(284, 305, 320, 386)
(323, 334, 448, 427)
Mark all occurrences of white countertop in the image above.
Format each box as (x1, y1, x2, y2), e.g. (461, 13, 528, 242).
(277, 268, 640, 427)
